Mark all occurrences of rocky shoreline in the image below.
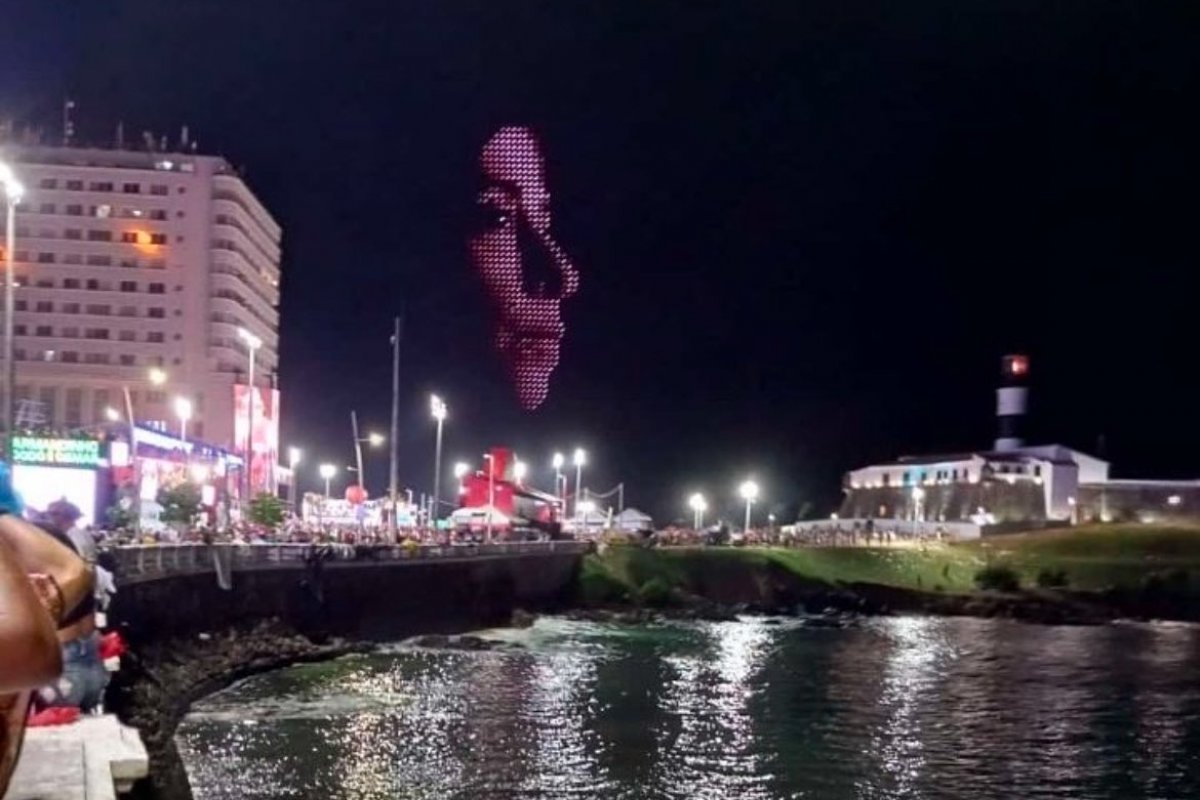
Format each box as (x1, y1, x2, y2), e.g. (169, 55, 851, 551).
(109, 619, 373, 800)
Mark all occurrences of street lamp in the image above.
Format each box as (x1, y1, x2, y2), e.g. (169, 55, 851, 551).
(513, 460, 527, 483)
(1, 162, 24, 454)
(120, 367, 169, 537)
(430, 394, 447, 525)
(104, 406, 121, 423)
(350, 409, 384, 493)
(689, 492, 708, 530)
(148, 367, 167, 387)
(236, 327, 262, 499)
(573, 447, 586, 524)
(454, 462, 469, 495)
(288, 447, 302, 511)
(173, 396, 192, 441)
(483, 452, 496, 542)
(739, 480, 759, 533)
(319, 463, 337, 498)
(552, 452, 565, 511)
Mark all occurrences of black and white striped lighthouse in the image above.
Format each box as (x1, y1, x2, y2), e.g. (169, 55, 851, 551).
(995, 354, 1030, 452)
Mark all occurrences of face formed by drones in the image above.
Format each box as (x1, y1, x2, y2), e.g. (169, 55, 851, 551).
(470, 127, 579, 410)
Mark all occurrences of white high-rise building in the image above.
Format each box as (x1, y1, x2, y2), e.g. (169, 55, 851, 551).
(0, 143, 281, 452)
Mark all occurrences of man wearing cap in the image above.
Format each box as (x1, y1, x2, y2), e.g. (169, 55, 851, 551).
(47, 499, 96, 565)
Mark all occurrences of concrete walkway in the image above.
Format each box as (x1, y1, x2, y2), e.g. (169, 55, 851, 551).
(7, 715, 147, 800)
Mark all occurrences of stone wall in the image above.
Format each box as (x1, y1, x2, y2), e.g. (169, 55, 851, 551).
(108, 552, 584, 645)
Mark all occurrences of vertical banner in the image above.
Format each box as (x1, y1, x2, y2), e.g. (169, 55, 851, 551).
(233, 385, 281, 496)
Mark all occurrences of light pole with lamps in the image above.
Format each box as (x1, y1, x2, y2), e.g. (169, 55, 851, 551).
(573, 448, 586, 525)
(174, 396, 192, 441)
(350, 409, 384, 493)
(0, 162, 23, 455)
(288, 447, 302, 512)
(236, 327, 262, 500)
(430, 394, 446, 526)
(483, 452, 495, 542)
(689, 492, 707, 530)
(319, 463, 337, 498)
(552, 452, 565, 510)
(739, 480, 759, 533)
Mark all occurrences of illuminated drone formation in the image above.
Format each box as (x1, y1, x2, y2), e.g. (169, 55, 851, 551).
(470, 127, 579, 410)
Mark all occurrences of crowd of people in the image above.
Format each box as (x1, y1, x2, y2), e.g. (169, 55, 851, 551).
(651, 519, 954, 549)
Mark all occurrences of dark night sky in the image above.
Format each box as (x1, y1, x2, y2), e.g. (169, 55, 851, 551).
(1, 1, 1197, 522)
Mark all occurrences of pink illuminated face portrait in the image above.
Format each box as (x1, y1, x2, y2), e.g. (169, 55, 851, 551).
(470, 126, 579, 410)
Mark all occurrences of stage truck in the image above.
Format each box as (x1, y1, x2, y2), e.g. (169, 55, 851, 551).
(452, 447, 566, 539)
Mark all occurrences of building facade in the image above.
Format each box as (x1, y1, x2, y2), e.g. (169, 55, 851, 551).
(0, 144, 280, 456)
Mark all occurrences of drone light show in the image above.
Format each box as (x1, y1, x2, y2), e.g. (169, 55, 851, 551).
(470, 126, 580, 410)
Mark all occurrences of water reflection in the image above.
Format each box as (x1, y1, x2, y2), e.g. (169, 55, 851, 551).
(178, 617, 1200, 799)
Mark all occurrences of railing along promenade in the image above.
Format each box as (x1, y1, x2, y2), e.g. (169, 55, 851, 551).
(106, 540, 590, 584)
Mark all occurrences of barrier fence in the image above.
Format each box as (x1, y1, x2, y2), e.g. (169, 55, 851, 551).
(106, 540, 590, 584)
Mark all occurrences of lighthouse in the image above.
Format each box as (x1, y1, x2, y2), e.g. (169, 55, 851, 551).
(995, 354, 1030, 452)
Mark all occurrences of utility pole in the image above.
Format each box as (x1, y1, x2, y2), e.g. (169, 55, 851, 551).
(388, 315, 402, 541)
(351, 410, 365, 490)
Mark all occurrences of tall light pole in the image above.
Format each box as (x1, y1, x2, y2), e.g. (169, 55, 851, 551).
(573, 448, 586, 525)
(388, 315, 402, 541)
(174, 396, 192, 441)
(1, 163, 24, 455)
(689, 492, 708, 530)
(739, 480, 759, 533)
(454, 462, 469, 497)
(483, 452, 495, 542)
(237, 327, 262, 500)
(319, 463, 337, 498)
(288, 447, 302, 512)
(350, 409, 384, 493)
(430, 394, 446, 527)
(552, 452, 565, 515)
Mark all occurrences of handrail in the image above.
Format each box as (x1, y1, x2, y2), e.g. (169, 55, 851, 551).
(105, 540, 589, 583)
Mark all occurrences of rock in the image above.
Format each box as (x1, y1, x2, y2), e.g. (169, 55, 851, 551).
(410, 634, 451, 649)
(511, 609, 538, 629)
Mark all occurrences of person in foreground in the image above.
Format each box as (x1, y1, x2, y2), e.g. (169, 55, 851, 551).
(0, 463, 92, 796)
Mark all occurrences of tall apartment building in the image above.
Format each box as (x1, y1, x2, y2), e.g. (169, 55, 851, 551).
(0, 143, 281, 452)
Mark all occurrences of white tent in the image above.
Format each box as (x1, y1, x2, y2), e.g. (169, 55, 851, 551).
(451, 506, 512, 529)
(616, 507, 654, 533)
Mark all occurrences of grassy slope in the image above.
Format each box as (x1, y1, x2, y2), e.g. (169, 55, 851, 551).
(581, 525, 1200, 602)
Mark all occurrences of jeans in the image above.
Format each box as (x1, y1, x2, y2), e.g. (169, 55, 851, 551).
(37, 633, 109, 712)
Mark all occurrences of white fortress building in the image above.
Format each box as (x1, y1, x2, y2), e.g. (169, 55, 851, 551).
(0, 141, 280, 451)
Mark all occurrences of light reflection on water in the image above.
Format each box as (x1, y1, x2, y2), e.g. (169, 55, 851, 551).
(177, 617, 1200, 799)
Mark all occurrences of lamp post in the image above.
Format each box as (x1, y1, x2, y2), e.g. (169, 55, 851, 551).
(454, 461, 469, 496)
(120, 367, 167, 536)
(573, 448, 586, 525)
(689, 492, 707, 530)
(1, 163, 24, 455)
(430, 394, 446, 527)
(288, 447, 302, 512)
(236, 327, 262, 500)
(483, 452, 495, 542)
(350, 409, 384, 494)
(552, 452, 565, 514)
(319, 463, 337, 498)
(174, 396, 192, 441)
(739, 480, 759, 533)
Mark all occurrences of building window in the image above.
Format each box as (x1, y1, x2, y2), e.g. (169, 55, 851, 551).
(85, 279, 100, 290)
(119, 258, 138, 269)
(149, 209, 167, 221)
(66, 180, 83, 191)
(118, 330, 136, 342)
(149, 185, 168, 196)
(120, 281, 137, 293)
(63, 254, 82, 265)
(62, 303, 80, 314)
(13, 325, 25, 336)
(92, 389, 110, 420)
(122, 183, 140, 194)
(64, 229, 82, 240)
(14, 301, 26, 311)
(65, 204, 83, 216)
(149, 233, 167, 245)
(148, 283, 165, 294)
(38, 388, 57, 421)
(1033, 465, 1042, 477)
(84, 353, 109, 365)
(146, 332, 165, 343)
(62, 327, 78, 338)
(34, 301, 53, 313)
(85, 255, 111, 266)
(85, 328, 109, 340)
(34, 278, 54, 288)
(39, 178, 57, 190)
(38, 203, 55, 214)
(35, 326, 52, 337)
(147, 259, 165, 269)
(36, 252, 55, 264)
(87, 230, 112, 242)
(148, 307, 165, 319)
(65, 389, 83, 426)
(93, 204, 112, 218)
(118, 306, 137, 317)
(120, 232, 139, 244)
(61, 351, 79, 364)
(119, 355, 136, 366)
(88, 181, 114, 192)
(63, 278, 80, 289)
(85, 304, 111, 316)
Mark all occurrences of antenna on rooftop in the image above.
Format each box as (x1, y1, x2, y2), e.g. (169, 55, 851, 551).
(62, 98, 76, 146)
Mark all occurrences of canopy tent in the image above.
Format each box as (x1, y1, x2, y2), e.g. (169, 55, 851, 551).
(616, 507, 654, 533)
(451, 506, 513, 529)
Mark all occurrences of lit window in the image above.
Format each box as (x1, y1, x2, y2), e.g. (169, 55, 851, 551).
(1168, 495, 1182, 506)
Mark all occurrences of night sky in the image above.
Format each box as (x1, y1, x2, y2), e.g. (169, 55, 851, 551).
(1, 2, 1197, 523)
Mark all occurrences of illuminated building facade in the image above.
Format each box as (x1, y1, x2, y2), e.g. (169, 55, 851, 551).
(0, 143, 280, 457)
